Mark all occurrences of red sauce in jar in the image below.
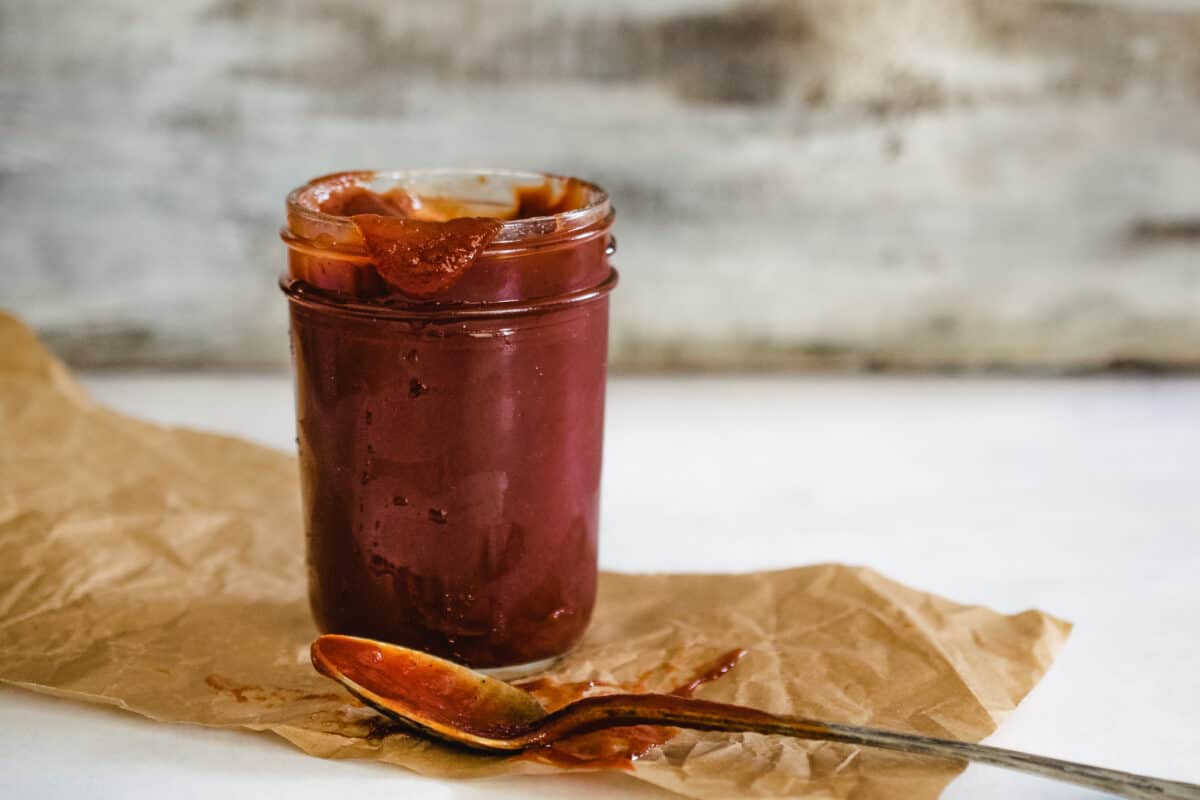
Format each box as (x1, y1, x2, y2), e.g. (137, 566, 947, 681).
(281, 170, 616, 670)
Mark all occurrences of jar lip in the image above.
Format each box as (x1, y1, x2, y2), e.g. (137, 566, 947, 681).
(285, 168, 611, 245)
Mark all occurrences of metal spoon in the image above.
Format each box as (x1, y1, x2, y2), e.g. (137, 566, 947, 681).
(311, 634, 1199, 799)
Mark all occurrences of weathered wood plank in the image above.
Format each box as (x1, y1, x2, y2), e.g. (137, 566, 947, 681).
(2, 0, 1199, 370)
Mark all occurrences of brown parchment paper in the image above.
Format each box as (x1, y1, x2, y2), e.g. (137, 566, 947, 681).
(0, 311, 1071, 799)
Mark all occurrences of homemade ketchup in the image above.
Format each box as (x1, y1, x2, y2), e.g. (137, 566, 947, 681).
(281, 170, 616, 672)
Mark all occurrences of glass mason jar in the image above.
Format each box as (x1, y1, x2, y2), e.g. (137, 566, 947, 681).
(280, 169, 616, 676)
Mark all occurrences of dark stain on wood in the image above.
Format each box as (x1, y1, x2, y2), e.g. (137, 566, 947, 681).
(206, 0, 1200, 113)
(974, 0, 1200, 97)
(646, 3, 813, 105)
(1127, 218, 1200, 245)
(1092, 358, 1173, 375)
(210, 0, 813, 108)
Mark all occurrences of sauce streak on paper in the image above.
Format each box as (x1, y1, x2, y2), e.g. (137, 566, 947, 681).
(516, 648, 748, 770)
(204, 674, 344, 707)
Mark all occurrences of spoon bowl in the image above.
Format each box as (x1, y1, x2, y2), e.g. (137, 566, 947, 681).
(311, 634, 546, 748)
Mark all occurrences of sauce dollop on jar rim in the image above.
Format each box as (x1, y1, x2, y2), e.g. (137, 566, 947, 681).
(280, 169, 615, 309)
(283, 169, 612, 253)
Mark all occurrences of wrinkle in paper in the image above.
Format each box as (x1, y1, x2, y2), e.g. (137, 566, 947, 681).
(0, 313, 1071, 799)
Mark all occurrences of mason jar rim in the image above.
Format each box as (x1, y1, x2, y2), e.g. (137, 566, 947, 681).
(285, 168, 611, 248)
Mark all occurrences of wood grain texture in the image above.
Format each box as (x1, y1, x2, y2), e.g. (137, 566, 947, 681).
(2, 0, 1199, 370)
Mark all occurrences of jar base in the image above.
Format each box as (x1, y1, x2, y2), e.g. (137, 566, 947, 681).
(477, 655, 560, 681)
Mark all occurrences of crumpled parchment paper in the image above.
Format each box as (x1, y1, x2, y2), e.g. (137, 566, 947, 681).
(0, 312, 1070, 799)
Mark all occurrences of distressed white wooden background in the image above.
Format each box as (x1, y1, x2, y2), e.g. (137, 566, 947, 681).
(2, 0, 1199, 370)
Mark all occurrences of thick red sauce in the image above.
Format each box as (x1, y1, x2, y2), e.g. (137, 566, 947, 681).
(517, 648, 748, 770)
(349, 214, 503, 299)
(317, 180, 591, 222)
(290, 175, 599, 301)
(284, 172, 615, 669)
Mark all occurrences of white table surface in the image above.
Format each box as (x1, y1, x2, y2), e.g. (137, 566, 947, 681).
(3, 374, 1198, 799)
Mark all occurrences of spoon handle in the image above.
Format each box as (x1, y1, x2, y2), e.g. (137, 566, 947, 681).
(807, 720, 1199, 800)
(542, 696, 1199, 799)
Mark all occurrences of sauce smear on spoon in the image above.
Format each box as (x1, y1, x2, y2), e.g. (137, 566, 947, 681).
(516, 648, 747, 770)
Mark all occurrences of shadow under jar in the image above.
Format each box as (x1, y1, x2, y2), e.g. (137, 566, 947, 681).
(280, 169, 617, 676)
